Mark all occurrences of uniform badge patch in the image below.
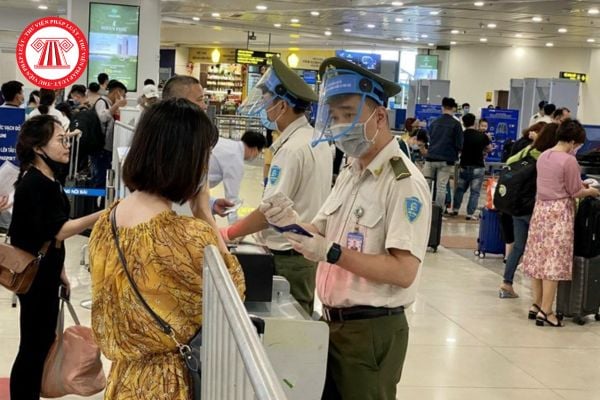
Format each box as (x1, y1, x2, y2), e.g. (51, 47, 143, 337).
(405, 196, 423, 223)
(269, 165, 281, 186)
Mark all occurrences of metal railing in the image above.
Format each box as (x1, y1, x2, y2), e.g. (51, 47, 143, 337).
(202, 245, 288, 400)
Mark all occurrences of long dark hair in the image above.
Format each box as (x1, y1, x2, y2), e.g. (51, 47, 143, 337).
(38, 89, 56, 115)
(15, 115, 58, 185)
(532, 122, 559, 152)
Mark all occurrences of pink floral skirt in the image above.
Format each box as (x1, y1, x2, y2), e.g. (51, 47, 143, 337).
(522, 198, 575, 281)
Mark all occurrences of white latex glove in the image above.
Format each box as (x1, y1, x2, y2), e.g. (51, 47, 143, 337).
(259, 193, 298, 226)
(283, 232, 332, 263)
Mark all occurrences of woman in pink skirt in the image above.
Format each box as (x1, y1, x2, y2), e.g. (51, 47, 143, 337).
(521, 119, 600, 327)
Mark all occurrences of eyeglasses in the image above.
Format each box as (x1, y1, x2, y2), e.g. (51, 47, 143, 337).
(58, 136, 70, 148)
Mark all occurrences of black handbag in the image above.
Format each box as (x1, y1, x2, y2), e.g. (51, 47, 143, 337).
(109, 207, 202, 399)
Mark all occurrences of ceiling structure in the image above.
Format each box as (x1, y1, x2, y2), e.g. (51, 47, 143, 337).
(2, 0, 600, 50)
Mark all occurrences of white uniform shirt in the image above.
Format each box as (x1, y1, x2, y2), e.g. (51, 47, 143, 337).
(208, 138, 245, 200)
(256, 116, 333, 251)
(312, 139, 431, 308)
(27, 105, 70, 131)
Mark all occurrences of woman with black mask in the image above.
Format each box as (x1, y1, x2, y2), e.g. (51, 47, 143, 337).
(9, 114, 102, 399)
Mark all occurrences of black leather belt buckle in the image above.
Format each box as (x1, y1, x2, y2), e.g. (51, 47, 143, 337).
(322, 305, 405, 322)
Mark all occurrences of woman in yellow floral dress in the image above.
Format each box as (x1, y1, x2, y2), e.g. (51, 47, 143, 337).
(89, 98, 245, 399)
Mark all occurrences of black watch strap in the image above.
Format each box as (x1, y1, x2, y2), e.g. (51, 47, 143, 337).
(327, 243, 342, 264)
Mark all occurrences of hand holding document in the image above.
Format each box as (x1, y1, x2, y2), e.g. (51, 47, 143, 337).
(0, 161, 19, 197)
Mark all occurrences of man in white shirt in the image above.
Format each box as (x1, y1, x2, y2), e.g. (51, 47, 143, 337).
(208, 131, 266, 222)
(0, 81, 24, 108)
(528, 100, 547, 127)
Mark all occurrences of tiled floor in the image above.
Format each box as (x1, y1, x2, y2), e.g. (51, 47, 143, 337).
(1, 162, 599, 400)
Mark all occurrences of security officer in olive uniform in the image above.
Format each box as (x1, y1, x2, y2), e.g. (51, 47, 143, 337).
(261, 58, 431, 399)
(222, 57, 333, 315)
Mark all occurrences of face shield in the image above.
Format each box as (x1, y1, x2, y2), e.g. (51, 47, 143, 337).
(238, 66, 286, 117)
(312, 68, 385, 146)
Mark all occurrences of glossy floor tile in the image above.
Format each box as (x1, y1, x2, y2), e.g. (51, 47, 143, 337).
(1, 163, 598, 400)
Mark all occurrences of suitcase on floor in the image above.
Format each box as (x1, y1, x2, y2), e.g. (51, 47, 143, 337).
(65, 134, 98, 226)
(475, 208, 505, 258)
(428, 204, 443, 252)
(556, 256, 600, 325)
(574, 197, 600, 258)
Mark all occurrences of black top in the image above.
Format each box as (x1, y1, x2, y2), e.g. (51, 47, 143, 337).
(426, 114, 464, 163)
(510, 137, 533, 158)
(9, 168, 70, 283)
(460, 128, 491, 167)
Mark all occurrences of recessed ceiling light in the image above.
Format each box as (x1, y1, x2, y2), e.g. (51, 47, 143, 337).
(274, 23, 282, 27)
(474, 1, 484, 6)
(532, 16, 543, 22)
(311, 11, 320, 16)
(211, 12, 220, 17)
(395, 37, 403, 41)
(451, 29, 460, 34)
(558, 28, 568, 33)
(546, 42, 554, 47)
(344, 28, 352, 32)
(213, 26, 222, 31)
(421, 34, 428, 38)
(395, 17, 404, 22)
(38, 4, 48, 9)
(429, 11, 440, 15)
(367, 24, 376, 28)
(290, 33, 300, 38)
(480, 37, 488, 42)
(290, 18, 300, 23)
(487, 23, 497, 28)
(192, 16, 200, 21)
(515, 33, 523, 37)
(587, 38, 596, 42)
(256, 5, 267, 10)
(324, 30, 332, 36)
(589, 8, 600, 15)
(392, 1, 404, 6)
(428, 42, 435, 46)
(450, 41, 457, 45)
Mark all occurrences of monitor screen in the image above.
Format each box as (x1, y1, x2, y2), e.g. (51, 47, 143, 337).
(88, 3, 140, 91)
(335, 50, 382, 73)
(415, 55, 438, 80)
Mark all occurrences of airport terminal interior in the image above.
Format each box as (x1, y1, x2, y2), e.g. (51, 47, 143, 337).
(1, 1, 600, 399)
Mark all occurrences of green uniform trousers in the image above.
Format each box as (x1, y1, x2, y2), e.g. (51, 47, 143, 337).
(321, 313, 409, 400)
(273, 254, 317, 315)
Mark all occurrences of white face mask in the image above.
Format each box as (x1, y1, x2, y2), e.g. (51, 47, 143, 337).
(330, 110, 379, 158)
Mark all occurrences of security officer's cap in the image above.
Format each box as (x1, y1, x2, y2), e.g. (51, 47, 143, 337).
(270, 56, 318, 106)
(319, 57, 402, 104)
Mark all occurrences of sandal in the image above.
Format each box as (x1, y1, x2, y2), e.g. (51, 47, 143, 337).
(499, 287, 519, 299)
(528, 304, 541, 320)
(535, 310, 563, 327)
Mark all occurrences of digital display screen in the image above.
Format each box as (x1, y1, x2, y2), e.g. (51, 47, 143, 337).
(415, 55, 438, 80)
(235, 49, 279, 65)
(335, 50, 381, 73)
(303, 70, 317, 84)
(87, 3, 140, 91)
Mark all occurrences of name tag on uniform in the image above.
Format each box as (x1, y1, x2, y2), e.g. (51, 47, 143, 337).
(347, 231, 364, 252)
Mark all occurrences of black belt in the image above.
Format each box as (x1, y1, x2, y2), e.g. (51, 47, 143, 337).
(322, 305, 405, 322)
(270, 248, 302, 256)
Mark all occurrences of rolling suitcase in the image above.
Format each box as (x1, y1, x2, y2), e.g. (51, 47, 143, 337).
(65, 134, 98, 230)
(556, 256, 600, 325)
(475, 208, 505, 258)
(427, 181, 442, 252)
(574, 197, 600, 258)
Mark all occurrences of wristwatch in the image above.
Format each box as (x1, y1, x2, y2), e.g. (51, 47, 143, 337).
(326, 243, 342, 264)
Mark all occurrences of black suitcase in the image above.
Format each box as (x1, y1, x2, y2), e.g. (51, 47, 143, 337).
(574, 197, 600, 258)
(428, 204, 442, 252)
(556, 256, 600, 325)
(65, 134, 98, 229)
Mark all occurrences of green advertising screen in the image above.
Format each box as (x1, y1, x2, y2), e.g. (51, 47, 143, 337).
(87, 3, 140, 91)
(415, 55, 438, 80)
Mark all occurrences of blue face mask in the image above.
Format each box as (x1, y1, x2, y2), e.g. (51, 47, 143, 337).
(260, 108, 278, 131)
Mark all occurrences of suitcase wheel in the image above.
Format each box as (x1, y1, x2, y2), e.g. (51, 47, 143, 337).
(573, 316, 586, 326)
(595, 313, 600, 322)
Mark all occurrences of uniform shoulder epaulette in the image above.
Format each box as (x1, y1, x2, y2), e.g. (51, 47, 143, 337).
(390, 156, 411, 181)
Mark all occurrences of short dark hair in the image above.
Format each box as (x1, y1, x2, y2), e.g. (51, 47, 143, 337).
(107, 80, 127, 93)
(462, 103, 470, 108)
(69, 84, 86, 98)
(553, 107, 568, 119)
(479, 118, 488, 125)
(98, 73, 109, 85)
(462, 113, 476, 128)
(415, 128, 429, 144)
(144, 79, 155, 86)
(241, 131, 267, 150)
(532, 122, 559, 152)
(556, 118, 586, 144)
(55, 102, 72, 120)
(88, 82, 100, 93)
(1, 80, 23, 102)
(544, 103, 556, 116)
(441, 97, 457, 110)
(538, 100, 547, 110)
(162, 75, 200, 100)
(122, 98, 219, 204)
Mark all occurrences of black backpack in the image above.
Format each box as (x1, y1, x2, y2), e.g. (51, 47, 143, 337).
(501, 139, 515, 163)
(70, 105, 105, 157)
(493, 149, 537, 216)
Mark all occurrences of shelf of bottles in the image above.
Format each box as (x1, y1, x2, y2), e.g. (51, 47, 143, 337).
(204, 64, 243, 98)
(215, 115, 266, 140)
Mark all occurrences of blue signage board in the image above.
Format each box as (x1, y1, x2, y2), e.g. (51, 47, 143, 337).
(0, 107, 25, 166)
(63, 187, 107, 197)
(414, 104, 442, 129)
(481, 108, 519, 162)
(335, 50, 381, 73)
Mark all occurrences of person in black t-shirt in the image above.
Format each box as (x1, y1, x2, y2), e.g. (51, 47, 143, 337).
(451, 113, 491, 219)
(8, 115, 102, 399)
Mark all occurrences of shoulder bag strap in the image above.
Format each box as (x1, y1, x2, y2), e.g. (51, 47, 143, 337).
(109, 207, 173, 336)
